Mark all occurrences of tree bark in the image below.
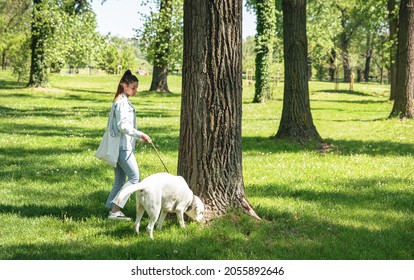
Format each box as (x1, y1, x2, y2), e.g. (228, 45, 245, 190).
(275, 0, 321, 143)
(178, 0, 259, 220)
(390, 0, 414, 118)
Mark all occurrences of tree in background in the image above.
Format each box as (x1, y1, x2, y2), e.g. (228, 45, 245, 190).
(389, 0, 414, 118)
(253, 0, 276, 103)
(178, 0, 259, 220)
(242, 36, 255, 74)
(335, 1, 363, 83)
(0, 0, 31, 70)
(387, 0, 399, 100)
(28, 0, 100, 86)
(62, 0, 91, 15)
(29, 0, 51, 87)
(275, 0, 321, 142)
(307, 0, 341, 81)
(137, 0, 183, 92)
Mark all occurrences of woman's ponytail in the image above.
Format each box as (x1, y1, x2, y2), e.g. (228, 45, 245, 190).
(113, 69, 139, 101)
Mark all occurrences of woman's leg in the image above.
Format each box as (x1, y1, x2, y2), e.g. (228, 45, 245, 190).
(107, 149, 140, 210)
(105, 161, 126, 209)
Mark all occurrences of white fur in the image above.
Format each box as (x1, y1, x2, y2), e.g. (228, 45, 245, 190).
(115, 172, 204, 239)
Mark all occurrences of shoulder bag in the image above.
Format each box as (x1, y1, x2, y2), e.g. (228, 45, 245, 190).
(94, 105, 120, 167)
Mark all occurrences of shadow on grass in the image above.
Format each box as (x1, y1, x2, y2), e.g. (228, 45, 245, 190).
(0, 102, 179, 121)
(247, 177, 414, 214)
(1, 205, 412, 259)
(242, 136, 414, 156)
(0, 79, 27, 89)
(1, 165, 413, 259)
(314, 89, 372, 97)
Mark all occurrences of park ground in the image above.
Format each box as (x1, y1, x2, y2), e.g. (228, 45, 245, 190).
(0, 70, 413, 259)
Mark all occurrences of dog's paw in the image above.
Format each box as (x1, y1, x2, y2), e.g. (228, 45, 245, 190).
(134, 225, 140, 235)
(146, 228, 155, 240)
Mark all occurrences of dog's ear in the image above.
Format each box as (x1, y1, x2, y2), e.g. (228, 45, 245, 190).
(186, 195, 196, 212)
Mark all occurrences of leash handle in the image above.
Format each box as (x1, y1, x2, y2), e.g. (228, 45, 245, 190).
(150, 142, 169, 173)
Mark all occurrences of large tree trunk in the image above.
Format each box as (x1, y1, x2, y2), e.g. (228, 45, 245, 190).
(388, 0, 398, 100)
(275, 0, 321, 143)
(390, 0, 414, 118)
(149, 0, 172, 93)
(178, 0, 259, 220)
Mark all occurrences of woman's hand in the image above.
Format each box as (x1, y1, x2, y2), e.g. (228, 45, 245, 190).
(140, 133, 152, 144)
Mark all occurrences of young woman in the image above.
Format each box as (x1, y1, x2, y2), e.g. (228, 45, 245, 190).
(105, 70, 152, 220)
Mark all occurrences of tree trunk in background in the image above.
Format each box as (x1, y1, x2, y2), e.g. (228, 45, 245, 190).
(2, 50, 7, 70)
(364, 48, 373, 82)
(329, 48, 336, 81)
(149, 0, 172, 92)
(253, 0, 276, 103)
(178, 0, 259, 220)
(340, 31, 351, 83)
(390, 0, 414, 118)
(388, 0, 399, 100)
(150, 64, 170, 92)
(364, 34, 373, 82)
(275, 0, 322, 143)
(28, 0, 48, 87)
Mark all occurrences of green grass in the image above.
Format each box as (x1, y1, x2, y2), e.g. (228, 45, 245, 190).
(0, 70, 413, 260)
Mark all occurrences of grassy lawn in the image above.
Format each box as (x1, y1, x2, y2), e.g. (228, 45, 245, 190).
(0, 70, 413, 260)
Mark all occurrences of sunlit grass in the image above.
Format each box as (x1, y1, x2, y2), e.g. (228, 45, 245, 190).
(0, 70, 413, 260)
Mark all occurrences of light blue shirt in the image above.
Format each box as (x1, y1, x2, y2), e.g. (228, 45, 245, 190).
(110, 93, 143, 151)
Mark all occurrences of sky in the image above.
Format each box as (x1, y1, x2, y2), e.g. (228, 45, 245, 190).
(91, 0, 256, 39)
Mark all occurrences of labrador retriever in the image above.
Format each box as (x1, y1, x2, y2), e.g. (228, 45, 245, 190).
(114, 172, 204, 239)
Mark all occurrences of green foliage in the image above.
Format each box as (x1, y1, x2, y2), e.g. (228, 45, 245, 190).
(10, 38, 31, 82)
(242, 36, 256, 71)
(136, 0, 183, 70)
(0, 71, 413, 259)
(307, 0, 342, 80)
(96, 37, 139, 74)
(0, 0, 31, 70)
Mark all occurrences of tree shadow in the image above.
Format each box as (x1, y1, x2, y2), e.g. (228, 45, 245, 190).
(2, 202, 412, 259)
(242, 136, 414, 157)
(315, 89, 373, 97)
(247, 177, 414, 215)
(0, 79, 27, 89)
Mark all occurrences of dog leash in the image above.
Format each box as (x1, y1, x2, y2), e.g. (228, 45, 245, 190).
(150, 142, 170, 173)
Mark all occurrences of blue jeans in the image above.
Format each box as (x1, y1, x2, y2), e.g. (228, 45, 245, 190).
(105, 149, 140, 209)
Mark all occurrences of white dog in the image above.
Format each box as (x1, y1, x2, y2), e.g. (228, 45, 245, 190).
(114, 172, 205, 239)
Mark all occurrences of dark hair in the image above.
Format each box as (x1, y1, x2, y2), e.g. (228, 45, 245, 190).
(113, 70, 139, 101)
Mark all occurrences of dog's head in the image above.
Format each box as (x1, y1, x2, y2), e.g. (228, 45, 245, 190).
(185, 195, 205, 222)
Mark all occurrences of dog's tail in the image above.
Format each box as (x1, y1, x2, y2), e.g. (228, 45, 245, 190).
(115, 181, 146, 204)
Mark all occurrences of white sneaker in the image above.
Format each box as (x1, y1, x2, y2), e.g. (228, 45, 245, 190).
(108, 211, 131, 221)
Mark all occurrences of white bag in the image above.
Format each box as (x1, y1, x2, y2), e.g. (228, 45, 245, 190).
(95, 106, 120, 167)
